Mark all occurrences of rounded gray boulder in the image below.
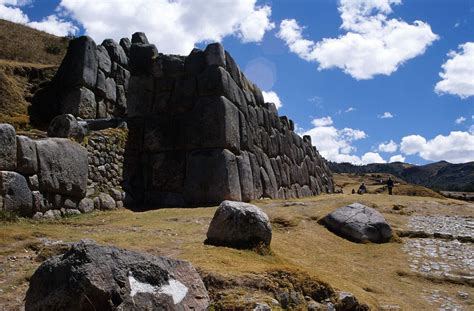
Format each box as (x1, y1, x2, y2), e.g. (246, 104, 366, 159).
(320, 203, 392, 243)
(0, 171, 33, 216)
(25, 241, 210, 310)
(206, 200, 272, 248)
(47, 114, 86, 141)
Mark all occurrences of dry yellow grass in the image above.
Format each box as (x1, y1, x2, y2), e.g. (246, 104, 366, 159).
(1, 193, 472, 310)
(0, 60, 57, 129)
(0, 19, 68, 65)
(0, 19, 66, 129)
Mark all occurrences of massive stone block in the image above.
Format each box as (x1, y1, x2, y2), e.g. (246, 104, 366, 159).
(127, 76, 154, 117)
(36, 138, 88, 198)
(0, 124, 16, 171)
(236, 151, 254, 202)
(198, 66, 247, 114)
(0, 171, 33, 216)
(60, 87, 97, 119)
(16, 136, 38, 175)
(102, 39, 128, 67)
(184, 149, 241, 205)
(96, 45, 112, 75)
(55, 36, 98, 89)
(130, 43, 158, 75)
(185, 96, 240, 153)
(146, 151, 186, 193)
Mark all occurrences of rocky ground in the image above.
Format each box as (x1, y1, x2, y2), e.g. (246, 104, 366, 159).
(401, 215, 473, 310)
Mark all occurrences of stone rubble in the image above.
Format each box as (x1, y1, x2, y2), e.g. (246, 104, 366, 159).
(407, 215, 474, 240)
(402, 214, 474, 309)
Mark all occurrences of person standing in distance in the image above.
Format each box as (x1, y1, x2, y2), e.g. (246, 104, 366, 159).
(387, 177, 394, 195)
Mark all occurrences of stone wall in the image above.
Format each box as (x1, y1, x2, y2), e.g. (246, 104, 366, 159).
(0, 123, 90, 218)
(122, 37, 334, 206)
(0, 122, 127, 218)
(34, 32, 334, 208)
(30, 35, 132, 125)
(83, 128, 126, 197)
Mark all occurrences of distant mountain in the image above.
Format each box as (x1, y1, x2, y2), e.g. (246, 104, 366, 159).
(329, 161, 474, 192)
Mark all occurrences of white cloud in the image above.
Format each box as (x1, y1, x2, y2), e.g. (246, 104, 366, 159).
(361, 152, 386, 164)
(378, 140, 398, 152)
(345, 107, 356, 113)
(312, 116, 333, 127)
(400, 132, 474, 163)
(389, 154, 406, 162)
(378, 112, 394, 119)
(302, 117, 382, 164)
(0, 0, 29, 23)
(455, 116, 466, 124)
(262, 90, 282, 109)
(277, 0, 438, 80)
(28, 14, 78, 36)
(59, 0, 275, 55)
(0, 0, 77, 36)
(435, 42, 474, 99)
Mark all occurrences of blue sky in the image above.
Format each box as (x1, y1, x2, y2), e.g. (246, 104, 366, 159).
(2, 0, 473, 164)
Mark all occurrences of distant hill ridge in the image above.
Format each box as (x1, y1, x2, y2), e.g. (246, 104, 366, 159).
(329, 161, 474, 192)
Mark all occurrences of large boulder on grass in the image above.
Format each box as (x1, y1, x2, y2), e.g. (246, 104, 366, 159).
(321, 203, 392, 243)
(206, 200, 272, 248)
(25, 241, 210, 310)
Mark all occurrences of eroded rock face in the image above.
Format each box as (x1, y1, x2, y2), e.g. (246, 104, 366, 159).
(206, 200, 272, 248)
(25, 241, 210, 310)
(321, 203, 392, 243)
(36, 138, 88, 198)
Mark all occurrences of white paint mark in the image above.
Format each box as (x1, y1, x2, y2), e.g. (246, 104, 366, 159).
(128, 273, 188, 305)
(158, 279, 188, 304)
(129, 274, 158, 297)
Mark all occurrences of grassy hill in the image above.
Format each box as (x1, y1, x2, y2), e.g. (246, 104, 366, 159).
(0, 19, 69, 129)
(0, 19, 69, 65)
(333, 173, 445, 199)
(330, 161, 474, 192)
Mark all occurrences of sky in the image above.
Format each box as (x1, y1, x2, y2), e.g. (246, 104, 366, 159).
(1, 0, 473, 165)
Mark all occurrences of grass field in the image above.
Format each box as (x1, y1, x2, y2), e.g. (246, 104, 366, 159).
(1, 189, 472, 310)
